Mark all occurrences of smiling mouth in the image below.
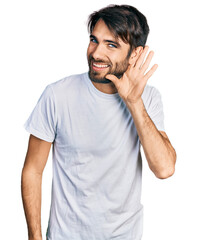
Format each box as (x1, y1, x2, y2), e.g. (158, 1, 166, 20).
(92, 62, 110, 71)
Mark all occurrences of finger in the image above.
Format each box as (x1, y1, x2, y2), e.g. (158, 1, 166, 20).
(135, 46, 149, 69)
(105, 74, 120, 87)
(141, 51, 155, 74)
(144, 64, 158, 82)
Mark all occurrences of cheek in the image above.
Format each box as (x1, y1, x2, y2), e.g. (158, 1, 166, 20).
(87, 45, 90, 56)
(87, 43, 95, 56)
(112, 52, 128, 64)
(87, 44, 92, 57)
(109, 55, 119, 67)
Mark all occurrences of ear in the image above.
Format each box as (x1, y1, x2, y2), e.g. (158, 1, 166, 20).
(129, 46, 143, 65)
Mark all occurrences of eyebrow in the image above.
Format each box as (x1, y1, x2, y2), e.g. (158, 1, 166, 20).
(90, 34, 121, 48)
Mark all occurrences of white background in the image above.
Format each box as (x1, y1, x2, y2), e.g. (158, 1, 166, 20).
(0, 0, 197, 239)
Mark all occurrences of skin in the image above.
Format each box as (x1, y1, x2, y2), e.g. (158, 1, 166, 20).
(87, 19, 132, 91)
(87, 19, 176, 178)
(21, 18, 176, 240)
(21, 135, 52, 240)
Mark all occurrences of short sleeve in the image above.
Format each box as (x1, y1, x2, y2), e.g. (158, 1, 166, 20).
(24, 85, 57, 142)
(142, 86, 165, 132)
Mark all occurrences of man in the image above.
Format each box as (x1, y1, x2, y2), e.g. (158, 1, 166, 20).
(21, 4, 176, 240)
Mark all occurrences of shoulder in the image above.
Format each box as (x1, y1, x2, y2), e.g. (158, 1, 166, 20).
(142, 85, 163, 109)
(142, 85, 162, 101)
(142, 84, 161, 98)
(44, 72, 87, 99)
(41, 73, 88, 107)
(49, 73, 86, 92)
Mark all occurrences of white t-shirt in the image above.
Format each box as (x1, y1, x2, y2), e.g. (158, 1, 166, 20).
(24, 72, 165, 240)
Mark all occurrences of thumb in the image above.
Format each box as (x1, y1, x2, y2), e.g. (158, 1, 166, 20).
(105, 74, 119, 86)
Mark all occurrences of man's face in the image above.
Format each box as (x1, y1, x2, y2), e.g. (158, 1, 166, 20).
(87, 19, 131, 83)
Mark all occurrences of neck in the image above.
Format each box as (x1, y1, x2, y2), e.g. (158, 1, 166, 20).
(91, 80, 118, 94)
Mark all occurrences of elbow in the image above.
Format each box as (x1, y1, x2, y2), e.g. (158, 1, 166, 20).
(155, 166, 175, 179)
(155, 153, 177, 180)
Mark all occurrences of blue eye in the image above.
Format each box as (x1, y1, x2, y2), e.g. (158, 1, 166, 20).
(90, 38, 98, 43)
(108, 44, 117, 48)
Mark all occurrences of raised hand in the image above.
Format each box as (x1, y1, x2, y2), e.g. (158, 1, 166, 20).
(106, 46, 158, 104)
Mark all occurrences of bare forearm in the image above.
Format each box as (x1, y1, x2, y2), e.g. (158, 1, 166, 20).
(21, 167, 42, 240)
(127, 98, 176, 179)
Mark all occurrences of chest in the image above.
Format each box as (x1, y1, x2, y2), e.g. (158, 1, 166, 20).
(55, 95, 137, 155)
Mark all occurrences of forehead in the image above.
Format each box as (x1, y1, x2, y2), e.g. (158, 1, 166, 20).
(91, 19, 129, 47)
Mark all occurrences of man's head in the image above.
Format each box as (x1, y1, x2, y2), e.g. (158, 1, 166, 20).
(87, 4, 149, 83)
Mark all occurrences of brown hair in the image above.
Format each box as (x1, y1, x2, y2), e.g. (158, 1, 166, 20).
(88, 4, 149, 51)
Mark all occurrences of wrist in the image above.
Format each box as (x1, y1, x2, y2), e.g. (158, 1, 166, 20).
(125, 97, 144, 112)
(29, 234, 42, 240)
(29, 238, 42, 240)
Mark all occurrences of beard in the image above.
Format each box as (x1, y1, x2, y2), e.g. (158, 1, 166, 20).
(88, 54, 130, 84)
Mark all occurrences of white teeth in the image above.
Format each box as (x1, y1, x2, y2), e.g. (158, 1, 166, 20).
(93, 63, 109, 68)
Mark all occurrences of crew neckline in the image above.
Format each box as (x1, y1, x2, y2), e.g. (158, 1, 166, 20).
(83, 72, 120, 100)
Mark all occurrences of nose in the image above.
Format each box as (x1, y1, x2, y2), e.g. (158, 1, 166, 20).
(91, 44, 105, 60)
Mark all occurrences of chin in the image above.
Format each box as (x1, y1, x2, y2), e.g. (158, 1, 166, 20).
(88, 71, 111, 84)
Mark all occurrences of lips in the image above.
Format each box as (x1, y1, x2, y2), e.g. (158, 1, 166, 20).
(92, 62, 110, 71)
